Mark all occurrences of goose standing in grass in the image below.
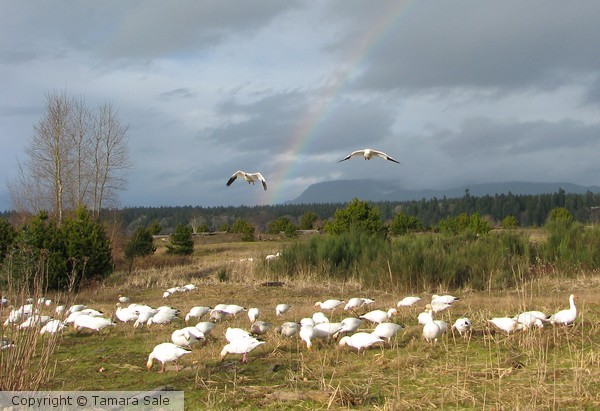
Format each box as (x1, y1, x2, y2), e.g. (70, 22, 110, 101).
(224, 304, 246, 317)
(277, 322, 301, 337)
(315, 299, 345, 312)
(68, 304, 87, 313)
(430, 301, 453, 313)
(147, 309, 178, 326)
(397, 296, 422, 307)
(488, 317, 521, 334)
(248, 307, 260, 323)
(339, 332, 384, 353)
(451, 317, 472, 337)
(147, 342, 191, 372)
(74, 315, 115, 333)
(422, 307, 443, 344)
(338, 148, 400, 164)
(299, 325, 316, 350)
(250, 321, 272, 336)
(431, 294, 459, 305)
(195, 321, 216, 337)
(19, 315, 52, 329)
(226, 171, 267, 191)
(118, 295, 130, 304)
(514, 311, 548, 329)
(114, 304, 139, 323)
(209, 309, 230, 323)
(549, 294, 577, 326)
(275, 303, 290, 316)
(171, 328, 204, 348)
(339, 317, 363, 335)
(313, 322, 344, 340)
(311, 312, 329, 325)
(360, 308, 398, 324)
(372, 322, 404, 343)
(40, 319, 65, 335)
(185, 306, 211, 324)
(343, 297, 374, 312)
(220, 330, 265, 363)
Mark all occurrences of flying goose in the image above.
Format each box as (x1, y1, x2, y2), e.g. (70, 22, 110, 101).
(338, 148, 400, 164)
(226, 171, 267, 190)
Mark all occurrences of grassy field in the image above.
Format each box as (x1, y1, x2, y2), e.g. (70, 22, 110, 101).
(3, 236, 600, 410)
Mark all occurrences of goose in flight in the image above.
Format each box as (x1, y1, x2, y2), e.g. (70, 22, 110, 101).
(226, 171, 267, 190)
(338, 148, 400, 164)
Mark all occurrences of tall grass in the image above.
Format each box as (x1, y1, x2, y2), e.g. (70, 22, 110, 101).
(0, 251, 70, 390)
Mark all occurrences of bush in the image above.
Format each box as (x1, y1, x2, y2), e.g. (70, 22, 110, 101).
(124, 227, 156, 273)
(324, 198, 385, 237)
(230, 218, 255, 242)
(390, 211, 423, 235)
(0, 218, 16, 264)
(267, 217, 298, 237)
(502, 215, 519, 229)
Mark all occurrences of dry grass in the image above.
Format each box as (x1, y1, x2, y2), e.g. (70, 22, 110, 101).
(2, 238, 599, 409)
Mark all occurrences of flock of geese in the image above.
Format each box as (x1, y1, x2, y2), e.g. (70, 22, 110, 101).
(225, 148, 400, 191)
(1, 289, 579, 372)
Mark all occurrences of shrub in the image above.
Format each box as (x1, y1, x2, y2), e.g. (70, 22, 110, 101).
(230, 218, 255, 242)
(0, 218, 16, 264)
(389, 211, 423, 235)
(502, 215, 519, 229)
(267, 217, 298, 237)
(124, 227, 156, 273)
(324, 198, 385, 237)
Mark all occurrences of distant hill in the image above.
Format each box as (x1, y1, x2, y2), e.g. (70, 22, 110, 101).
(290, 180, 600, 204)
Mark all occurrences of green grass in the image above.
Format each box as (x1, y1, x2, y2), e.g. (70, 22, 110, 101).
(4, 236, 600, 409)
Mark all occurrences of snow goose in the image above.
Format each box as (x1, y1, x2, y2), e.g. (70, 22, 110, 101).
(147, 310, 177, 326)
(225, 327, 252, 342)
(488, 317, 521, 334)
(339, 317, 363, 334)
(209, 309, 230, 323)
(338, 148, 400, 164)
(312, 312, 329, 325)
(397, 296, 422, 307)
(339, 332, 384, 353)
(372, 322, 404, 342)
(299, 325, 316, 350)
(315, 299, 345, 311)
(549, 294, 577, 326)
(226, 170, 267, 191)
(114, 304, 138, 323)
(265, 252, 281, 261)
(431, 294, 459, 305)
(40, 319, 65, 335)
(81, 308, 104, 317)
(220, 336, 265, 363)
(195, 321, 216, 337)
(313, 322, 343, 339)
(277, 322, 301, 337)
(183, 284, 197, 292)
(360, 308, 397, 324)
(68, 304, 87, 313)
(514, 311, 548, 329)
(422, 308, 443, 344)
(250, 321, 272, 336)
(19, 315, 51, 329)
(171, 328, 205, 348)
(451, 317, 472, 337)
(300, 317, 316, 327)
(74, 315, 115, 333)
(147, 342, 191, 372)
(248, 307, 260, 323)
(185, 306, 211, 324)
(118, 295, 130, 304)
(275, 303, 291, 316)
(223, 304, 246, 317)
(430, 301, 453, 313)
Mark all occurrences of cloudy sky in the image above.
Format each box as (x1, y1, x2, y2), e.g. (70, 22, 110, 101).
(2, 1, 600, 211)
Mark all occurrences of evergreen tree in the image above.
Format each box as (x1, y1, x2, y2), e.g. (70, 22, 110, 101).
(0, 218, 16, 264)
(166, 224, 194, 255)
(124, 227, 156, 274)
(299, 211, 318, 230)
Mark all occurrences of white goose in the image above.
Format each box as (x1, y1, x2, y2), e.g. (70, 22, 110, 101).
(220, 336, 265, 363)
(223, 304, 246, 317)
(195, 321, 216, 337)
(299, 325, 316, 350)
(315, 299, 345, 311)
(344, 297, 374, 311)
(422, 308, 443, 344)
(451, 317, 472, 336)
(74, 315, 115, 333)
(514, 311, 548, 329)
(488, 317, 521, 334)
(184, 306, 211, 324)
(248, 307, 260, 323)
(40, 319, 65, 335)
(431, 294, 459, 305)
(275, 303, 291, 316)
(311, 312, 329, 325)
(114, 304, 138, 323)
(360, 308, 397, 324)
(339, 317, 363, 334)
(372, 322, 404, 342)
(397, 296, 422, 307)
(147, 342, 191, 372)
(171, 328, 205, 348)
(226, 171, 267, 191)
(549, 294, 577, 326)
(338, 148, 400, 164)
(339, 332, 384, 353)
(278, 322, 301, 337)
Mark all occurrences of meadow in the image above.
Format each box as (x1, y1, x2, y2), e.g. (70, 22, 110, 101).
(2, 233, 599, 410)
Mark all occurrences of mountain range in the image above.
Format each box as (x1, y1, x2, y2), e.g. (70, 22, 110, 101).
(290, 180, 600, 204)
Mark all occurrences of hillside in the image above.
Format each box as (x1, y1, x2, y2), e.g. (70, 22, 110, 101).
(290, 180, 600, 204)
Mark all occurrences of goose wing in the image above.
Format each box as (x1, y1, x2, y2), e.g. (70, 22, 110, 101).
(226, 171, 245, 187)
(248, 172, 267, 190)
(372, 149, 400, 164)
(338, 150, 365, 162)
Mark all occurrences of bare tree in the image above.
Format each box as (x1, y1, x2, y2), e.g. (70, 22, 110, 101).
(9, 91, 132, 222)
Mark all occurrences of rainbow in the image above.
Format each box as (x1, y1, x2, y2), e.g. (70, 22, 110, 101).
(267, 1, 417, 204)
